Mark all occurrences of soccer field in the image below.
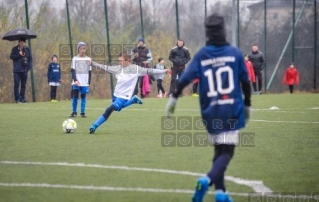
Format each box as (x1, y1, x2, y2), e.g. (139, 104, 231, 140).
(0, 94, 318, 202)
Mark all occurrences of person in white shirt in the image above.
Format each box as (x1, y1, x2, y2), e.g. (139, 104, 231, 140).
(69, 42, 92, 118)
(89, 52, 169, 134)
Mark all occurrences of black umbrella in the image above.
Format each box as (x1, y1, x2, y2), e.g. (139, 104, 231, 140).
(2, 28, 37, 41)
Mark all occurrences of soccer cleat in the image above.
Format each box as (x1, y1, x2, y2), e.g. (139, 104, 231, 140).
(192, 93, 199, 97)
(89, 125, 96, 134)
(15, 100, 20, 104)
(80, 113, 86, 118)
(192, 176, 209, 202)
(51, 99, 58, 102)
(19, 99, 29, 103)
(132, 95, 143, 104)
(69, 112, 77, 117)
(215, 190, 233, 202)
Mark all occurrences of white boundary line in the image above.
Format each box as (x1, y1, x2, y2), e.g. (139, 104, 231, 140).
(0, 182, 249, 197)
(251, 120, 319, 124)
(0, 183, 312, 199)
(0, 161, 272, 193)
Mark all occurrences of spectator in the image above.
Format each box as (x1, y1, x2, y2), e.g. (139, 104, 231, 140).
(10, 38, 32, 103)
(131, 38, 153, 98)
(168, 39, 191, 96)
(154, 57, 167, 98)
(47, 54, 61, 102)
(244, 54, 256, 83)
(248, 45, 264, 94)
(283, 63, 299, 94)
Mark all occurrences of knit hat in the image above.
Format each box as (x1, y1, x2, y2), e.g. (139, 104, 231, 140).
(138, 38, 144, 44)
(77, 42, 87, 52)
(52, 54, 58, 60)
(205, 14, 228, 46)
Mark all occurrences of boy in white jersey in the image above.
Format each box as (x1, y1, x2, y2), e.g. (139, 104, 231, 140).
(69, 42, 92, 118)
(89, 52, 169, 134)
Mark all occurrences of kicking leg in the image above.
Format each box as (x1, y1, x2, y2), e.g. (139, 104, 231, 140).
(89, 104, 116, 134)
(123, 95, 143, 108)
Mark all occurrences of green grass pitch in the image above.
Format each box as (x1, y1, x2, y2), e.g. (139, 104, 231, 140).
(0, 94, 318, 202)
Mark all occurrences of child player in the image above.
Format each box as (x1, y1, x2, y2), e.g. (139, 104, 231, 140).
(165, 14, 251, 202)
(47, 54, 61, 102)
(154, 57, 167, 98)
(69, 42, 92, 118)
(89, 52, 169, 134)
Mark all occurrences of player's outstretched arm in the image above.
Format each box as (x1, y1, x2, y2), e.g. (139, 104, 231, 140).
(137, 66, 168, 76)
(91, 61, 121, 75)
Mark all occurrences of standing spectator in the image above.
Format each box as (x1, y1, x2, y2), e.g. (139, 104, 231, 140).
(248, 45, 264, 94)
(154, 57, 167, 98)
(165, 14, 251, 202)
(10, 38, 32, 103)
(131, 38, 153, 98)
(47, 54, 61, 102)
(168, 39, 191, 96)
(244, 54, 256, 83)
(69, 42, 92, 118)
(283, 63, 299, 94)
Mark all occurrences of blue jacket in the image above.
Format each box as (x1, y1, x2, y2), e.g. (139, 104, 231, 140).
(10, 45, 32, 72)
(47, 62, 61, 82)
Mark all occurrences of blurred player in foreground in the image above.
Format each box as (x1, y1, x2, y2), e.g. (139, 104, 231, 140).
(165, 14, 251, 202)
(89, 52, 170, 134)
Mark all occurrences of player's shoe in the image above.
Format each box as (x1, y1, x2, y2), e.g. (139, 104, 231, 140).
(215, 190, 233, 202)
(192, 176, 209, 202)
(132, 95, 143, 104)
(80, 113, 86, 118)
(192, 93, 199, 97)
(89, 125, 96, 134)
(69, 112, 77, 117)
(51, 99, 58, 102)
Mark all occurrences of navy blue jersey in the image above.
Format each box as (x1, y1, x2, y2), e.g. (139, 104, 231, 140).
(179, 45, 249, 133)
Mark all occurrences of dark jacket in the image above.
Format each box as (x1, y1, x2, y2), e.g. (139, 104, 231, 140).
(169, 46, 191, 67)
(248, 51, 264, 71)
(10, 45, 32, 73)
(47, 62, 61, 83)
(131, 45, 152, 67)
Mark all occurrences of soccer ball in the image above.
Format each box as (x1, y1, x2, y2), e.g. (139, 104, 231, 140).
(62, 119, 77, 133)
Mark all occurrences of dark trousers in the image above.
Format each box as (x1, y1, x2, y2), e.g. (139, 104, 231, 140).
(157, 79, 165, 94)
(169, 67, 184, 94)
(14, 72, 28, 101)
(50, 86, 57, 100)
(289, 85, 294, 93)
(193, 82, 198, 94)
(252, 70, 262, 92)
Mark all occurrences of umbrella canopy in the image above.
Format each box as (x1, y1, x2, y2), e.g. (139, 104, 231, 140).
(2, 28, 37, 41)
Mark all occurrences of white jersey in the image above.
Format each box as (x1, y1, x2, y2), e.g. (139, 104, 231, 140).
(71, 55, 92, 86)
(92, 62, 167, 100)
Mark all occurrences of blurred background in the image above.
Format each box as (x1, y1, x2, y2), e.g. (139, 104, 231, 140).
(0, 0, 318, 103)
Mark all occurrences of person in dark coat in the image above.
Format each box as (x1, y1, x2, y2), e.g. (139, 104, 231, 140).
(168, 39, 191, 96)
(47, 54, 61, 102)
(10, 38, 32, 103)
(131, 38, 153, 98)
(248, 45, 264, 94)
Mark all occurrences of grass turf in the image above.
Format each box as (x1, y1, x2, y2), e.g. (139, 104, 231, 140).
(0, 94, 318, 201)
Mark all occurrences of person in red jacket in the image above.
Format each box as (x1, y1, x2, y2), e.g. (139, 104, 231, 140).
(283, 63, 299, 93)
(244, 54, 256, 84)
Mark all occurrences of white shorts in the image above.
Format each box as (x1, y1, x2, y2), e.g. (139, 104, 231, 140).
(208, 130, 239, 145)
(49, 82, 60, 86)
